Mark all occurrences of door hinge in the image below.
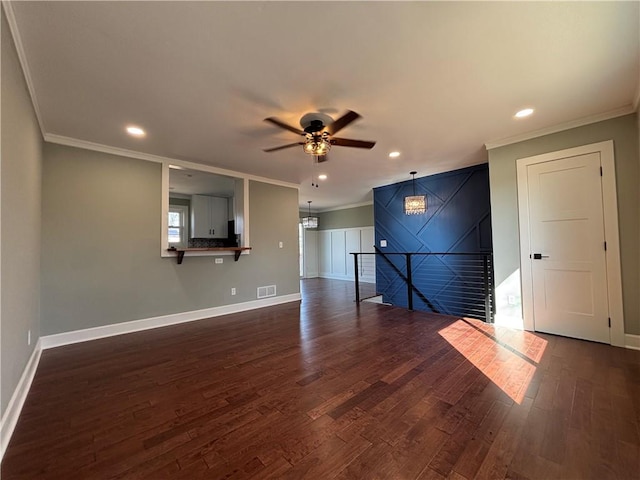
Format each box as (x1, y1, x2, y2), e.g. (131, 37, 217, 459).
(600, 166, 603, 176)
(608, 317, 611, 328)
(604, 241, 607, 251)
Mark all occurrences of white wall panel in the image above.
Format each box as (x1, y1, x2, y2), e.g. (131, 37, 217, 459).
(330, 231, 346, 275)
(317, 226, 375, 283)
(318, 231, 331, 277)
(303, 229, 319, 278)
(345, 230, 361, 277)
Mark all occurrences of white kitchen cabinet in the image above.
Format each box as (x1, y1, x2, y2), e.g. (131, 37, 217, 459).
(190, 195, 228, 238)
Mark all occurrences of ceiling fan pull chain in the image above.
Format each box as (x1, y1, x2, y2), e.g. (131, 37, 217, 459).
(315, 156, 320, 187)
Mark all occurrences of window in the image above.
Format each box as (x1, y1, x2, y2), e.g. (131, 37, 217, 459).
(168, 205, 188, 248)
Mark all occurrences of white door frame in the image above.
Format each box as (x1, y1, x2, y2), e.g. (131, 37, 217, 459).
(516, 140, 624, 347)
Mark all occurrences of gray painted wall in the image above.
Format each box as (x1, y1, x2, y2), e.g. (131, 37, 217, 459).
(169, 197, 190, 207)
(41, 142, 300, 335)
(488, 113, 640, 335)
(316, 204, 374, 230)
(1, 9, 42, 415)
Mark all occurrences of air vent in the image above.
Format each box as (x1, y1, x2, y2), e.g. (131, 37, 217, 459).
(257, 285, 276, 299)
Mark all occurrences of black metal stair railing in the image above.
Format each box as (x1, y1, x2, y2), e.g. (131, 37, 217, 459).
(352, 249, 495, 323)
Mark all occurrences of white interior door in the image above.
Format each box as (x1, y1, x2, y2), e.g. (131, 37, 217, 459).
(527, 152, 610, 343)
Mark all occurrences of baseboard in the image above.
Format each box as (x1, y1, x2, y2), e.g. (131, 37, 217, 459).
(318, 273, 375, 284)
(493, 314, 525, 331)
(625, 333, 640, 351)
(41, 293, 301, 350)
(0, 339, 42, 461)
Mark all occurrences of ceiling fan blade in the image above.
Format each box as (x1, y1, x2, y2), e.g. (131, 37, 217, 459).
(327, 110, 361, 135)
(331, 137, 376, 149)
(263, 142, 304, 152)
(264, 117, 304, 135)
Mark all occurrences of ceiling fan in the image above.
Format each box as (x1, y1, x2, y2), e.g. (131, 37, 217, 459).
(263, 110, 375, 162)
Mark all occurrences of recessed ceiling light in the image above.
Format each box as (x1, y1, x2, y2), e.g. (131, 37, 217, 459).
(389, 151, 401, 158)
(514, 108, 534, 118)
(318, 174, 327, 180)
(126, 125, 146, 137)
(168, 164, 185, 170)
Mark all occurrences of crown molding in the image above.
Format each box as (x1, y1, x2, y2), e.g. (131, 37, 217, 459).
(484, 105, 636, 150)
(318, 201, 373, 213)
(44, 133, 299, 190)
(2, 0, 46, 136)
(44, 133, 180, 164)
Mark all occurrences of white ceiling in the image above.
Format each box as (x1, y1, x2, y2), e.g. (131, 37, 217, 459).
(6, 1, 639, 210)
(169, 167, 236, 197)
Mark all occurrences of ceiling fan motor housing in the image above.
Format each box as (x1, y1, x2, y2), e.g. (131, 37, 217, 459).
(303, 119, 326, 134)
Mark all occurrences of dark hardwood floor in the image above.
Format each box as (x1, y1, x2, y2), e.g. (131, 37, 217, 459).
(3, 278, 639, 479)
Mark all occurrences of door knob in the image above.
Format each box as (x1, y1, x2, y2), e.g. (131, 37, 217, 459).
(531, 253, 549, 260)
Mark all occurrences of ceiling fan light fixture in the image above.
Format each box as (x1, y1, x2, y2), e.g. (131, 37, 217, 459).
(303, 133, 331, 156)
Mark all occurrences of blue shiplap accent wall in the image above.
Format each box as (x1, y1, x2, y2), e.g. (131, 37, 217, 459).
(374, 164, 493, 316)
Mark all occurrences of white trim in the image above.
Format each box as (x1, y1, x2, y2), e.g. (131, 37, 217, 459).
(485, 106, 635, 150)
(0, 340, 42, 461)
(318, 226, 374, 234)
(160, 163, 170, 256)
(1, 1, 46, 136)
(318, 201, 373, 213)
(625, 334, 640, 351)
(319, 273, 375, 284)
(599, 142, 625, 347)
(633, 72, 640, 111)
(319, 272, 355, 282)
(44, 134, 300, 190)
(242, 178, 250, 247)
(40, 294, 301, 349)
(516, 140, 624, 347)
(168, 204, 189, 248)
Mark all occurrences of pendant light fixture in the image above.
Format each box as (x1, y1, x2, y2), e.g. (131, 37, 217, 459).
(302, 200, 318, 229)
(404, 171, 427, 215)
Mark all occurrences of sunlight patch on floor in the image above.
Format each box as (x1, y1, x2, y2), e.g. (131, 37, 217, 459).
(438, 318, 547, 404)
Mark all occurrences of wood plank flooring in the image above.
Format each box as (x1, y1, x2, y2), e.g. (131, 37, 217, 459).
(2, 278, 639, 479)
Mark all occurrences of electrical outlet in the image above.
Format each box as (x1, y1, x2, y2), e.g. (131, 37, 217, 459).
(215, 258, 223, 264)
(231, 287, 236, 296)
(28, 330, 31, 346)
(278, 241, 283, 248)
